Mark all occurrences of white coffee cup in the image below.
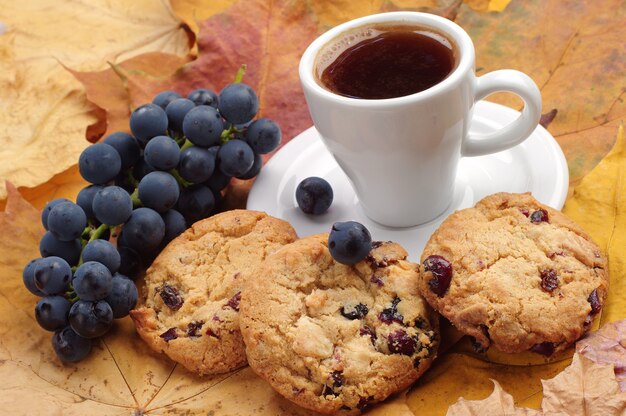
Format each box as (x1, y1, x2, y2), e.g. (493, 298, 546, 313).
(299, 12, 541, 227)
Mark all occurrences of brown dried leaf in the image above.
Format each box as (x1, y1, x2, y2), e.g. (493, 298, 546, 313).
(541, 353, 626, 415)
(446, 353, 626, 416)
(447, 380, 540, 416)
(577, 320, 626, 391)
(0, 0, 192, 198)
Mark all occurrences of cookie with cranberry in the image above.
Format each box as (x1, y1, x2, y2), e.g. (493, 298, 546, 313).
(418, 192, 608, 356)
(240, 234, 439, 415)
(130, 210, 297, 375)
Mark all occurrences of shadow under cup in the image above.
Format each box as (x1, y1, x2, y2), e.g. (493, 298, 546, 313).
(299, 12, 478, 228)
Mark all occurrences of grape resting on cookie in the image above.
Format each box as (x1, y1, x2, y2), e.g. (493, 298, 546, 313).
(240, 234, 439, 415)
(418, 192, 608, 356)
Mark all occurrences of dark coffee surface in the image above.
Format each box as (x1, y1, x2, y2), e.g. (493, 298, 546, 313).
(320, 29, 455, 99)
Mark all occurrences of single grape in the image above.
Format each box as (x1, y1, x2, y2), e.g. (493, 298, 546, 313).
(182, 105, 223, 147)
(68, 300, 113, 339)
(103, 132, 140, 170)
(52, 326, 91, 362)
(105, 275, 138, 318)
(153, 90, 182, 109)
(82, 240, 121, 274)
(187, 88, 218, 107)
(23, 258, 45, 296)
(122, 207, 165, 252)
(218, 83, 259, 124)
(237, 153, 262, 180)
(35, 296, 71, 331)
(130, 103, 168, 145)
(91, 185, 133, 226)
(165, 98, 196, 133)
(328, 221, 372, 265)
(217, 139, 255, 177)
(76, 185, 103, 220)
(33, 256, 72, 295)
(138, 171, 180, 213)
(47, 202, 87, 242)
(244, 118, 281, 154)
(132, 156, 156, 182)
(39, 232, 82, 265)
(176, 185, 215, 224)
(117, 246, 143, 279)
(78, 143, 122, 184)
(73, 261, 113, 301)
(143, 135, 180, 171)
(178, 146, 215, 183)
(41, 198, 71, 231)
(296, 177, 334, 215)
(162, 209, 187, 243)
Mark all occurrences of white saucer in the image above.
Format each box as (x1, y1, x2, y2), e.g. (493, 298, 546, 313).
(247, 101, 568, 262)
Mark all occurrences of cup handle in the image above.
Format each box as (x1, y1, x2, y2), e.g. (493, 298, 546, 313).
(461, 70, 542, 157)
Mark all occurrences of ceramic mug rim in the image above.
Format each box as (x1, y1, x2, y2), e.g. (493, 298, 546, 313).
(299, 11, 475, 108)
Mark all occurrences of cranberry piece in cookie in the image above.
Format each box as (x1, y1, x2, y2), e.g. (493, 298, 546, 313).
(341, 303, 369, 320)
(530, 342, 555, 356)
(423, 255, 452, 297)
(540, 269, 559, 293)
(387, 330, 417, 356)
(588, 289, 602, 315)
(530, 209, 549, 223)
(158, 284, 184, 311)
(378, 297, 403, 324)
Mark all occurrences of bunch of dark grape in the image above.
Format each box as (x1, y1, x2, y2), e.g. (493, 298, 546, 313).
(22, 70, 282, 362)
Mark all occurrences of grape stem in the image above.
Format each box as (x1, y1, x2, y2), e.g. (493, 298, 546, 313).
(76, 223, 110, 268)
(180, 138, 194, 152)
(234, 64, 247, 83)
(130, 188, 142, 208)
(126, 170, 139, 188)
(169, 168, 192, 188)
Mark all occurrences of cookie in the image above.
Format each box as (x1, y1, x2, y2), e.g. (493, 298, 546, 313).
(418, 192, 608, 355)
(240, 234, 439, 415)
(130, 210, 297, 375)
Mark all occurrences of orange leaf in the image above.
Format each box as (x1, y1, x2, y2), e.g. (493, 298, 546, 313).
(0, 1, 193, 199)
(455, 0, 625, 182)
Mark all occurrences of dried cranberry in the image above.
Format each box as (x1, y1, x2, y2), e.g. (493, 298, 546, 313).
(160, 328, 178, 342)
(206, 328, 220, 339)
(520, 208, 530, 217)
(530, 342, 555, 356)
(292, 386, 305, 395)
(357, 396, 373, 410)
(224, 291, 242, 311)
(378, 297, 403, 324)
(588, 289, 601, 315)
(530, 209, 549, 223)
(424, 255, 453, 297)
(341, 303, 369, 320)
(360, 325, 377, 345)
(540, 269, 559, 292)
(159, 284, 184, 311)
(370, 274, 384, 286)
(414, 317, 428, 329)
(187, 320, 204, 337)
(330, 371, 344, 388)
(387, 330, 417, 355)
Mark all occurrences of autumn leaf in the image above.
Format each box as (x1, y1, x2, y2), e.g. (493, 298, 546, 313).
(446, 381, 540, 416)
(455, 0, 625, 183)
(563, 125, 625, 325)
(0, 0, 193, 199)
(577, 319, 626, 391)
(446, 353, 626, 415)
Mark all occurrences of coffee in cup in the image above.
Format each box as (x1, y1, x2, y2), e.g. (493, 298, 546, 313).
(316, 24, 457, 99)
